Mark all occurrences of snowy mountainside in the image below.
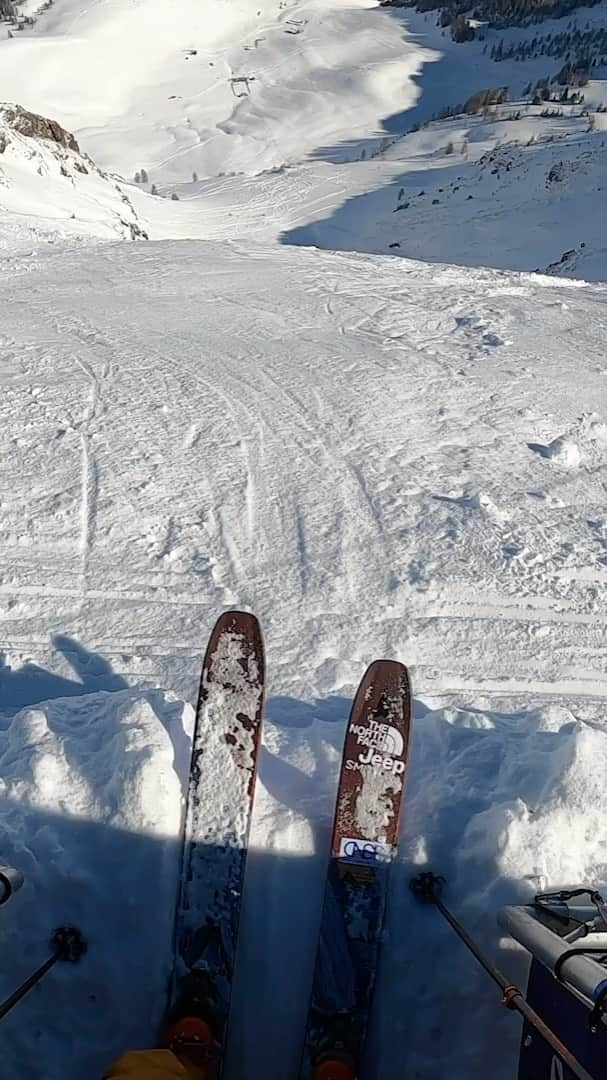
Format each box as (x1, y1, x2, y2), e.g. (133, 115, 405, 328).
(0, 0, 607, 1076)
(284, 107, 607, 278)
(1, 0, 607, 279)
(1, 240, 607, 1077)
(127, 102, 607, 279)
(0, 0, 416, 181)
(0, 103, 146, 247)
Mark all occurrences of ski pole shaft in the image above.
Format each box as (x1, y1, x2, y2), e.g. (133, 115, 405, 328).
(433, 885, 511, 991)
(0, 926, 87, 1023)
(410, 873, 596, 1080)
(0, 953, 57, 1021)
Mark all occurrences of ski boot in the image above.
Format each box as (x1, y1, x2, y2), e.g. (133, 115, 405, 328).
(166, 970, 219, 1077)
(166, 1014, 214, 1063)
(311, 1012, 357, 1080)
(312, 1054, 356, 1080)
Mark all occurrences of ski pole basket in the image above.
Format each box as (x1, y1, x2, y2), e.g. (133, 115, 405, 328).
(0, 926, 87, 1023)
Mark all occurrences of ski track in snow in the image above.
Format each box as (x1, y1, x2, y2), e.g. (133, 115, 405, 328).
(1, 0, 607, 1073)
(1, 240, 607, 1076)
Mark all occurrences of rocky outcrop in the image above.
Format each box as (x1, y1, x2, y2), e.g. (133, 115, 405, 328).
(0, 102, 148, 243)
(0, 104, 79, 153)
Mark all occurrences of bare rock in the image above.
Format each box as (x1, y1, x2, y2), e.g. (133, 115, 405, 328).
(0, 104, 80, 153)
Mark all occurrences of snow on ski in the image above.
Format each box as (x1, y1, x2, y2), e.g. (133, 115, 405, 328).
(300, 660, 412, 1079)
(170, 610, 265, 1071)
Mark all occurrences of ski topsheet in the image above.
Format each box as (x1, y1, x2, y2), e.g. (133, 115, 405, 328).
(300, 660, 412, 1079)
(171, 610, 265, 1068)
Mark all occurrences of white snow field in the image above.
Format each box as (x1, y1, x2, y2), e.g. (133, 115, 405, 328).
(3, 0, 607, 274)
(0, 0, 419, 180)
(1, 242, 607, 1079)
(1, 0, 607, 1074)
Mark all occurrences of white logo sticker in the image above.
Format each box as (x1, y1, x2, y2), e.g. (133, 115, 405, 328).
(345, 749, 405, 776)
(338, 838, 393, 864)
(350, 720, 404, 758)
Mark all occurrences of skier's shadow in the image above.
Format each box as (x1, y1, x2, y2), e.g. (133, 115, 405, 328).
(261, 693, 349, 805)
(0, 634, 128, 718)
(0, 798, 319, 1080)
(366, 700, 565, 1080)
(265, 694, 350, 730)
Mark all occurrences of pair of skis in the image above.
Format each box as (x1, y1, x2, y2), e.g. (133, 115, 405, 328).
(170, 610, 413, 1079)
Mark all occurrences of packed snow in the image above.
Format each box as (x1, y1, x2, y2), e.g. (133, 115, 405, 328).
(1, 240, 607, 1077)
(0, 688, 189, 1075)
(1, 0, 607, 1075)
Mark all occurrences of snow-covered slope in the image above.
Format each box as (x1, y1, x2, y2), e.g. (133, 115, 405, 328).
(1, 0, 607, 1075)
(2, 0, 606, 278)
(142, 107, 607, 279)
(1, 240, 607, 1078)
(0, 103, 146, 247)
(284, 110, 607, 279)
(0, 0, 418, 181)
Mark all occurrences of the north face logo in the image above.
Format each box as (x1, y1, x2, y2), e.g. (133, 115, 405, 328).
(350, 720, 404, 757)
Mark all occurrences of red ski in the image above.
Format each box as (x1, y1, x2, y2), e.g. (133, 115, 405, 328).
(301, 660, 413, 1079)
(169, 610, 265, 1076)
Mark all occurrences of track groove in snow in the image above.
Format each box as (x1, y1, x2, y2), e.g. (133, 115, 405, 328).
(1, 245, 607, 701)
(0, 238, 607, 1078)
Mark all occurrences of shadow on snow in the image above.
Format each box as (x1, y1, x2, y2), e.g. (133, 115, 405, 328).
(0, 634, 128, 718)
(280, 8, 573, 274)
(0, 643, 544, 1078)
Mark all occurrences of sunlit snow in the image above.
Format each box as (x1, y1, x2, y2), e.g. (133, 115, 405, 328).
(0, 0, 607, 1076)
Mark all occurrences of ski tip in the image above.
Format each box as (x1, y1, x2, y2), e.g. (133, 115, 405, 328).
(210, 609, 262, 635)
(312, 1058, 357, 1080)
(352, 658, 412, 709)
(203, 609, 266, 677)
(363, 657, 410, 679)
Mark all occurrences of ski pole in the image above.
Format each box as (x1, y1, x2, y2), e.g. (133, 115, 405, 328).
(410, 872, 596, 1080)
(0, 926, 87, 1022)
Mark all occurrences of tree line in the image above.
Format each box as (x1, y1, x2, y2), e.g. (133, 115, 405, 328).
(381, 0, 604, 38)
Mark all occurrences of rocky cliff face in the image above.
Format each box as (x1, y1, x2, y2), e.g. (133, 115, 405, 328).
(0, 103, 148, 244)
(0, 104, 80, 152)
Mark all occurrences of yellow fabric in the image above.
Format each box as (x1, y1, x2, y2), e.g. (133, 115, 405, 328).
(103, 1049, 205, 1080)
